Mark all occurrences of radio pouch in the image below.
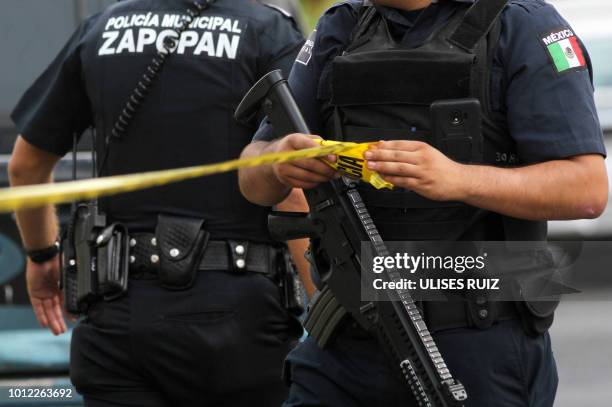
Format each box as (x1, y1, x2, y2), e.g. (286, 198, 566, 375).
(61, 203, 106, 315)
(155, 214, 209, 290)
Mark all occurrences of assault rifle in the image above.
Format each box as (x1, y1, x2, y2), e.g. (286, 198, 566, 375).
(235, 70, 468, 407)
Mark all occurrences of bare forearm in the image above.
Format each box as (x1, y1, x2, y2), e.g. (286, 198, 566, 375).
(9, 136, 61, 250)
(239, 141, 290, 206)
(461, 156, 608, 220)
(10, 173, 59, 250)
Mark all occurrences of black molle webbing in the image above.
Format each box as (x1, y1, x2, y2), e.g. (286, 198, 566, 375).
(353, 2, 376, 42)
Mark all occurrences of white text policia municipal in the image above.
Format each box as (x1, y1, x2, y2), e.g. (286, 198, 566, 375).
(98, 13, 243, 59)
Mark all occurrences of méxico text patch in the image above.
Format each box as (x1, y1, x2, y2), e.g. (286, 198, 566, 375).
(541, 27, 586, 74)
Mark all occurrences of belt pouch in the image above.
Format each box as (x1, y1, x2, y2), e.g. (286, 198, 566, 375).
(155, 214, 210, 290)
(514, 272, 560, 337)
(95, 223, 130, 300)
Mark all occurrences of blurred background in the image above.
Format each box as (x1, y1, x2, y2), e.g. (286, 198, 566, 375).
(0, 0, 610, 405)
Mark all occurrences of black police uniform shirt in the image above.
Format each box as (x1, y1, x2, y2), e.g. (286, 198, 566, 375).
(254, 0, 606, 166)
(12, 0, 304, 242)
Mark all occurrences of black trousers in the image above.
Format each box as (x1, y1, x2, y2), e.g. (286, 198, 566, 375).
(283, 319, 558, 407)
(70, 270, 301, 406)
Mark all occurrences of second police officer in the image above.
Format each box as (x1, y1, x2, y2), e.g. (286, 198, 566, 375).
(239, 0, 608, 406)
(9, 0, 307, 406)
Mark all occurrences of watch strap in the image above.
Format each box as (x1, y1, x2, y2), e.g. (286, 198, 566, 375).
(27, 241, 60, 264)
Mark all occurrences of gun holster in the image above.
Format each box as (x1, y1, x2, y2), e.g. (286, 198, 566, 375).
(155, 214, 210, 290)
(60, 230, 80, 315)
(61, 203, 129, 315)
(95, 223, 130, 300)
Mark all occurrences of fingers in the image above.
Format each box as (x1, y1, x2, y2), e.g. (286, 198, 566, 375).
(32, 300, 49, 328)
(285, 133, 322, 150)
(364, 140, 429, 179)
(367, 160, 419, 178)
(273, 134, 338, 188)
(42, 296, 67, 335)
(280, 163, 335, 185)
(375, 140, 426, 151)
(53, 295, 68, 332)
(42, 298, 61, 335)
(292, 158, 337, 178)
(365, 148, 420, 165)
(294, 135, 337, 162)
(26, 259, 67, 335)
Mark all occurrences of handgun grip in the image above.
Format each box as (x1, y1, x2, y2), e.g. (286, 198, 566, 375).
(268, 211, 321, 241)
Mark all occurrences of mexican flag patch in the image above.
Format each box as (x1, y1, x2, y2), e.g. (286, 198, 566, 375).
(541, 28, 586, 73)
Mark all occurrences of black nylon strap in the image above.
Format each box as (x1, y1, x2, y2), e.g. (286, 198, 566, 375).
(327, 299, 520, 339)
(355, 2, 376, 39)
(448, 0, 508, 52)
(198, 241, 273, 273)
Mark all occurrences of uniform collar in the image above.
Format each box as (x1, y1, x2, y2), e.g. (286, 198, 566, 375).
(375, 0, 475, 28)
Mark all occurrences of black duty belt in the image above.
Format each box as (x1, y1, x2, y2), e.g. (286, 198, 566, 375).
(339, 299, 519, 340)
(128, 233, 277, 278)
(423, 300, 519, 333)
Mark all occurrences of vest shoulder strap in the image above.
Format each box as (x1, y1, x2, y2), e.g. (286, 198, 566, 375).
(448, 0, 508, 52)
(348, 2, 378, 47)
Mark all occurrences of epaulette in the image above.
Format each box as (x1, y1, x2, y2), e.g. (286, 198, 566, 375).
(261, 2, 295, 19)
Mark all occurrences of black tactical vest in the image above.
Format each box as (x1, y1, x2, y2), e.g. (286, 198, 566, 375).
(325, 0, 547, 242)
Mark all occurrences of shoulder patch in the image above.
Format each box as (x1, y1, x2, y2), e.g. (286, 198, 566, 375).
(296, 29, 316, 66)
(540, 27, 587, 74)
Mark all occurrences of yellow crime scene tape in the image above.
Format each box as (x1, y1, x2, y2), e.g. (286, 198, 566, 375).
(0, 140, 393, 214)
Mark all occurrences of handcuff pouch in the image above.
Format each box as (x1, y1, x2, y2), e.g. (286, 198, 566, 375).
(155, 214, 209, 290)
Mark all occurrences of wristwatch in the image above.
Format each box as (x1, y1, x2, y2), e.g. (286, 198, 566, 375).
(26, 241, 60, 264)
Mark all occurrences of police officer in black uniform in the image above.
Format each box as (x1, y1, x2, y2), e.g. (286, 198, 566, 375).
(8, 1, 305, 406)
(238, 0, 608, 406)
